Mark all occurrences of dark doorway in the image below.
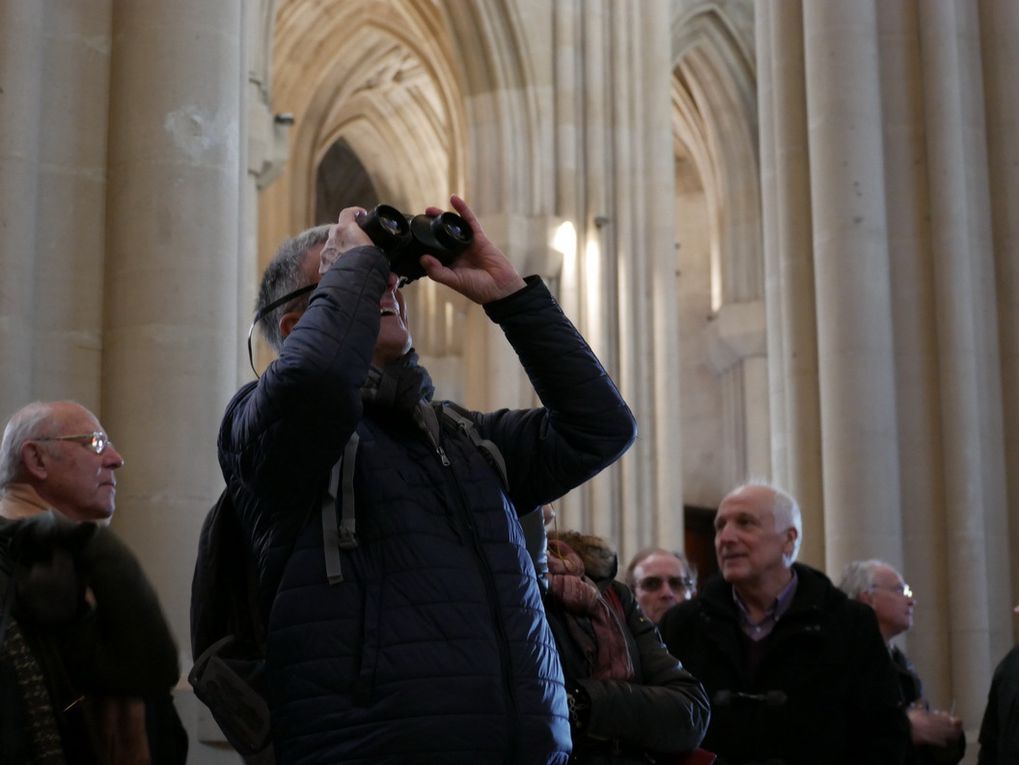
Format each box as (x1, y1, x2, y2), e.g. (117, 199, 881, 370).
(315, 139, 380, 224)
(684, 505, 719, 586)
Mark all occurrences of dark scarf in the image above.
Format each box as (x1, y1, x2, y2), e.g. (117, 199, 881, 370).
(547, 539, 634, 682)
(361, 350, 444, 449)
(361, 350, 435, 415)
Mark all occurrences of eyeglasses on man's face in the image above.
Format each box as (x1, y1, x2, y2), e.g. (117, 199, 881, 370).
(871, 582, 913, 599)
(638, 575, 695, 593)
(36, 431, 114, 455)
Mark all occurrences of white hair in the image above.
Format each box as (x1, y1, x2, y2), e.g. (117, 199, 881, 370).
(0, 401, 58, 489)
(724, 480, 803, 564)
(837, 559, 897, 599)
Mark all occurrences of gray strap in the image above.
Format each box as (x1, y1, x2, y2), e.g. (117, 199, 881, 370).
(322, 459, 344, 585)
(439, 403, 509, 489)
(338, 432, 360, 550)
(321, 431, 361, 585)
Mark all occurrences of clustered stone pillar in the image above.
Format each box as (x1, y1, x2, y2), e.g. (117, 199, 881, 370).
(102, 0, 243, 654)
(542, 0, 679, 562)
(755, 0, 825, 566)
(756, 0, 1016, 731)
(918, 0, 1011, 721)
(801, 0, 904, 572)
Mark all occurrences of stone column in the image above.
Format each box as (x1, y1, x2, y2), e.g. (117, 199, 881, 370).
(874, 0, 952, 707)
(802, 0, 903, 571)
(981, 0, 1019, 631)
(918, 0, 1011, 722)
(0, 1, 44, 417)
(642, 0, 684, 556)
(756, 1, 825, 565)
(102, 0, 243, 650)
(32, 0, 113, 408)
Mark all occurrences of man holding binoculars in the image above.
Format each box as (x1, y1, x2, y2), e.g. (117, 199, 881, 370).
(217, 194, 636, 763)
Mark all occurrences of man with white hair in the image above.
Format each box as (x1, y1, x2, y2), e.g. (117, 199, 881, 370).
(840, 559, 965, 764)
(659, 483, 908, 764)
(0, 400, 185, 763)
(0, 400, 124, 523)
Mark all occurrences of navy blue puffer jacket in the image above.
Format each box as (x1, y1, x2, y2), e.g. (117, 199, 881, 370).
(218, 247, 636, 764)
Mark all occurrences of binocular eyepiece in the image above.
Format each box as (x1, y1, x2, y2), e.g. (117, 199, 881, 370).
(358, 204, 473, 284)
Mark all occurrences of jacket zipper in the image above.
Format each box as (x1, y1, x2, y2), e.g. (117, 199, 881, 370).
(434, 440, 520, 765)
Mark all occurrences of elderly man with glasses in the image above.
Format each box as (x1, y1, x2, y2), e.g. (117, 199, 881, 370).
(840, 559, 965, 765)
(0, 400, 124, 523)
(0, 399, 185, 763)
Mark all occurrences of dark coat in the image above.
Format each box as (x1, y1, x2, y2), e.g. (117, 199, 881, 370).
(0, 515, 184, 765)
(659, 563, 909, 765)
(218, 247, 637, 765)
(977, 644, 1019, 765)
(891, 646, 964, 765)
(543, 533, 710, 764)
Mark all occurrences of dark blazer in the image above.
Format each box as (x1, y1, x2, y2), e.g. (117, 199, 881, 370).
(659, 563, 909, 765)
(218, 246, 636, 764)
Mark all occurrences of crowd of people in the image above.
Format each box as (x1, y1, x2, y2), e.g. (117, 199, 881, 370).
(0, 196, 1016, 764)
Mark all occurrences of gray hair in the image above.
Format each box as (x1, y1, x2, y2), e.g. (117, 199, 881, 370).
(624, 547, 697, 590)
(256, 224, 331, 352)
(0, 402, 58, 489)
(725, 481, 803, 565)
(838, 559, 894, 599)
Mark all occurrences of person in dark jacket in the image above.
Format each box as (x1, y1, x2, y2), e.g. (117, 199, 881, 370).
(218, 196, 637, 764)
(839, 559, 964, 765)
(0, 400, 186, 764)
(0, 513, 182, 765)
(659, 483, 909, 765)
(977, 604, 1019, 765)
(542, 528, 710, 764)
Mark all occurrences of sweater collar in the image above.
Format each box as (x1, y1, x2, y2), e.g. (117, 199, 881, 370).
(0, 483, 51, 520)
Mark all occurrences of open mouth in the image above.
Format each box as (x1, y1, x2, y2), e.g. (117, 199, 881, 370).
(380, 307, 398, 317)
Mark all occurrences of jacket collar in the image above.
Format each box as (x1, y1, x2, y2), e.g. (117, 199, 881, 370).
(699, 563, 839, 623)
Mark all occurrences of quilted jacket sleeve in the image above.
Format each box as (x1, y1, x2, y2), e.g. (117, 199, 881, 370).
(218, 247, 390, 553)
(478, 277, 637, 512)
(579, 583, 710, 753)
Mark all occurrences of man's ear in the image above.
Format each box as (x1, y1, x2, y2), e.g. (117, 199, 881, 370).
(784, 526, 798, 556)
(20, 442, 49, 481)
(279, 310, 303, 341)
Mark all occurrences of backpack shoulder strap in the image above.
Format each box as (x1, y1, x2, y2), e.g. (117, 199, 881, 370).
(322, 430, 360, 585)
(436, 402, 509, 490)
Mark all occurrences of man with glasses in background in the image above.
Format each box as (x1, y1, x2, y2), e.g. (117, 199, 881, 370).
(840, 559, 965, 765)
(0, 400, 185, 763)
(0, 400, 124, 523)
(624, 547, 697, 624)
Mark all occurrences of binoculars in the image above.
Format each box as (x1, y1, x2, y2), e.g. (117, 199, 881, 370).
(358, 204, 473, 284)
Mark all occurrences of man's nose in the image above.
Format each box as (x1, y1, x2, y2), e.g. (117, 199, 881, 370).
(105, 446, 125, 469)
(386, 271, 401, 290)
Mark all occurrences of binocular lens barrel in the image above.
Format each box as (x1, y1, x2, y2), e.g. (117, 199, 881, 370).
(358, 203, 473, 284)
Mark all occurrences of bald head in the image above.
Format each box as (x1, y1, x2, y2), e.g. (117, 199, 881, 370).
(0, 401, 124, 522)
